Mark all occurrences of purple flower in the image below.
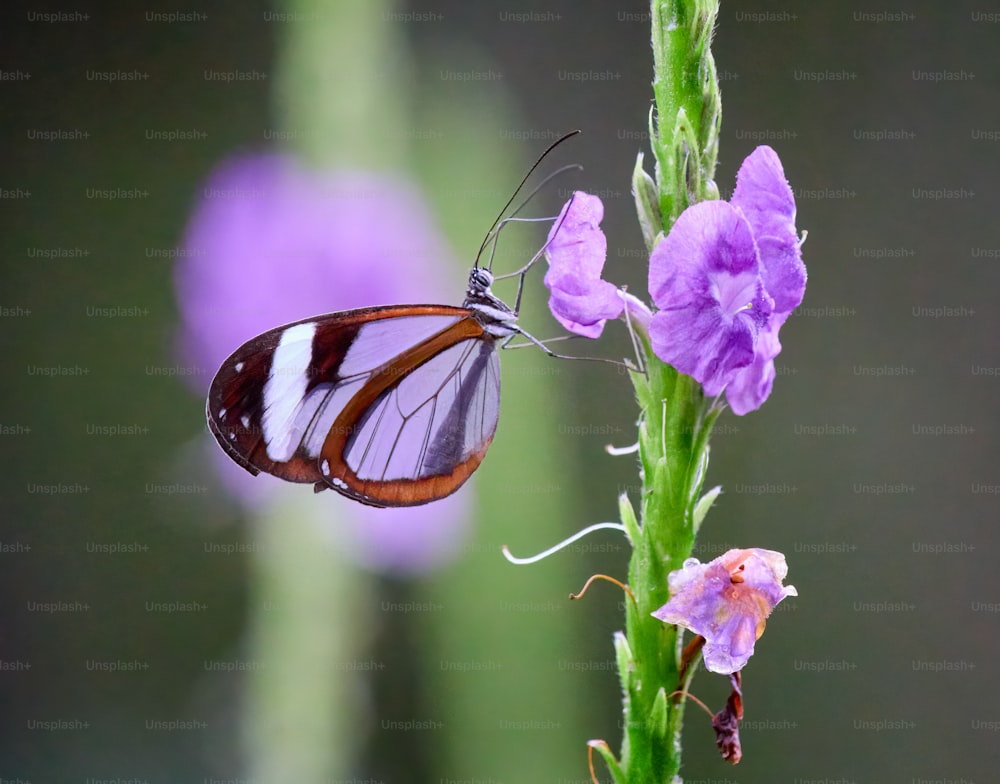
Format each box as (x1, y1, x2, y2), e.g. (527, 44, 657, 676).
(651, 548, 797, 674)
(649, 146, 805, 414)
(175, 152, 470, 574)
(543, 191, 625, 338)
(648, 201, 773, 396)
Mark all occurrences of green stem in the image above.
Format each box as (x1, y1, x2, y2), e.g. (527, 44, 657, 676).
(244, 495, 367, 782)
(619, 341, 713, 782)
(650, 0, 722, 224)
(613, 2, 723, 781)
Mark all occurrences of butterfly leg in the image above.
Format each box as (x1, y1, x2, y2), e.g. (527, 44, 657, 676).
(499, 327, 633, 372)
(485, 216, 554, 280)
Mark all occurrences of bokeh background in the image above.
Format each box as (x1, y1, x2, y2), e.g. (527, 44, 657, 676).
(2, 0, 999, 781)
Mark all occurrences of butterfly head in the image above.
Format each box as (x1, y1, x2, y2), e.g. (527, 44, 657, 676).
(463, 266, 516, 328)
(467, 266, 495, 299)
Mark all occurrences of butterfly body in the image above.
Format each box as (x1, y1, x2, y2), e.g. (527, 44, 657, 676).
(207, 268, 516, 507)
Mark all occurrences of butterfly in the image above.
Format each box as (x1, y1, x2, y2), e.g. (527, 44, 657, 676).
(206, 133, 579, 508)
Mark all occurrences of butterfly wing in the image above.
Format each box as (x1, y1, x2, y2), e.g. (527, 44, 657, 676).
(207, 305, 502, 507)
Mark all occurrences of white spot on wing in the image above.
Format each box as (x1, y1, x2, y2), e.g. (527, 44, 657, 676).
(234, 362, 244, 373)
(321, 459, 330, 475)
(262, 322, 316, 462)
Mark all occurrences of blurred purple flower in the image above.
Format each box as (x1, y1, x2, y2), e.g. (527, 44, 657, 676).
(651, 548, 797, 674)
(648, 146, 805, 414)
(175, 152, 470, 574)
(176, 153, 458, 378)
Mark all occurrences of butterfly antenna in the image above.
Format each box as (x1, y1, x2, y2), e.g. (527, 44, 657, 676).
(474, 130, 581, 268)
(503, 163, 582, 223)
(479, 163, 582, 273)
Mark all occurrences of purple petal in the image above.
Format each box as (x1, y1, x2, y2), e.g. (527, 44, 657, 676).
(543, 192, 624, 338)
(620, 290, 653, 336)
(731, 146, 806, 316)
(648, 201, 772, 395)
(724, 313, 784, 416)
(702, 614, 759, 675)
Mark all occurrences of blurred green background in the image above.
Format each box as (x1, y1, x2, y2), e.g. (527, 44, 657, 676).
(2, 1, 999, 781)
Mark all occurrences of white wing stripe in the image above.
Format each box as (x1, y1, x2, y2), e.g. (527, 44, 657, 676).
(262, 322, 316, 462)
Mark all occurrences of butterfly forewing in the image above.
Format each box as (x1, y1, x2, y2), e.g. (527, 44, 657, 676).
(207, 305, 501, 506)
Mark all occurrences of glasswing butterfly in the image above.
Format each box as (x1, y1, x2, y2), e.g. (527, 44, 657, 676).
(206, 133, 580, 508)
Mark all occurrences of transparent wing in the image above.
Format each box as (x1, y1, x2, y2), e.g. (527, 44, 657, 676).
(344, 338, 501, 483)
(207, 306, 500, 506)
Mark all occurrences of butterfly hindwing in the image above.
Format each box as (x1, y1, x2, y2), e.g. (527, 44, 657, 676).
(323, 331, 501, 506)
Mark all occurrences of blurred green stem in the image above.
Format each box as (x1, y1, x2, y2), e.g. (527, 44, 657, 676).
(245, 496, 366, 782)
(244, 0, 411, 779)
(275, 0, 409, 170)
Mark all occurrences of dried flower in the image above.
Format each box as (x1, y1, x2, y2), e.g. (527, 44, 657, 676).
(651, 548, 797, 674)
(712, 671, 744, 764)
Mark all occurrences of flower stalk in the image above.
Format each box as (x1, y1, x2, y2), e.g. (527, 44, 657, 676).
(617, 345, 720, 782)
(459, 0, 800, 776)
(650, 0, 722, 225)
(615, 1, 724, 780)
